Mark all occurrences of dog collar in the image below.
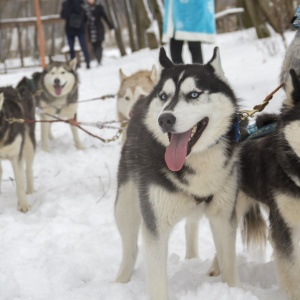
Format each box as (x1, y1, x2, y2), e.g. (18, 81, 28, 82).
(234, 116, 241, 142)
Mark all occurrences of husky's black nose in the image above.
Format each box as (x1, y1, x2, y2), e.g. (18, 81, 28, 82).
(158, 113, 176, 133)
(54, 78, 60, 85)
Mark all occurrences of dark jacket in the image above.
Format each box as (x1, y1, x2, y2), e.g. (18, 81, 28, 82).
(60, 0, 86, 34)
(83, 3, 114, 42)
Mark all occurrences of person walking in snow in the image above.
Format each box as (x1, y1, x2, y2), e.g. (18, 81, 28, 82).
(83, 0, 114, 65)
(162, 0, 216, 64)
(60, 0, 91, 69)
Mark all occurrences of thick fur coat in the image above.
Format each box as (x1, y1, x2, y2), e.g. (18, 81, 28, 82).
(0, 86, 36, 212)
(114, 47, 241, 300)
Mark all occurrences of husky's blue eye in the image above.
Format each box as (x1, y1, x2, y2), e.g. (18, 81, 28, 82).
(159, 93, 168, 101)
(190, 92, 199, 98)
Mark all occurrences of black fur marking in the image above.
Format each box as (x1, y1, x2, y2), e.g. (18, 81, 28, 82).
(116, 55, 239, 234)
(156, 63, 238, 108)
(159, 47, 174, 69)
(208, 47, 219, 66)
(194, 195, 213, 204)
(0, 86, 35, 159)
(139, 183, 158, 235)
(255, 113, 279, 129)
(223, 120, 239, 166)
(269, 203, 293, 258)
(290, 69, 300, 106)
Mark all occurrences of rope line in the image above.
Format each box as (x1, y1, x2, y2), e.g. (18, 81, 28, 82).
(6, 109, 128, 143)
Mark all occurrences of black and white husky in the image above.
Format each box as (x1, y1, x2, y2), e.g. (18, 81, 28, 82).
(222, 30, 300, 300)
(114, 47, 241, 299)
(18, 58, 83, 151)
(235, 68, 300, 300)
(0, 86, 36, 212)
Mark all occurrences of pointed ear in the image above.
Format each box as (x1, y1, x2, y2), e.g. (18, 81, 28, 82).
(69, 58, 77, 71)
(119, 69, 127, 81)
(0, 93, 4, 111)
(150, 65, 158, 83)
(207, 47, 226, 80)
(159, 47, 174, 69)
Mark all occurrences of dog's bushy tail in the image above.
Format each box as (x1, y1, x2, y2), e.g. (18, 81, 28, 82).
(241, 203, 267, 252)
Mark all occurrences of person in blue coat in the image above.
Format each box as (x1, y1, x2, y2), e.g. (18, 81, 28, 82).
(60, 0, 91, 69)
(162, 0, 216, 64)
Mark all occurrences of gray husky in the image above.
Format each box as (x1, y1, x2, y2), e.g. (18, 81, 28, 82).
(0, 86, 36, 212)
(18, 58, 83, 151)
(114, 47, 241, 299)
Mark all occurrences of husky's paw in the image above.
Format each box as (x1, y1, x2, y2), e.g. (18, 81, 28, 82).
(41, 145, 49, 152)
(48, 133, 55, 140)
(185, 250, 199, 260)
(26, 187, 35, 194)
(207, 256, 220, 277)
(208, 268, 221, 277)
(75, 143, 85, 150)
(18, 203, 30, 213)
(115, 274, 131, 284)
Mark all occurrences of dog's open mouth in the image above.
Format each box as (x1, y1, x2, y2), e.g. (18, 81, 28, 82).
(165, 117, 209, 172)
(53, 82, 66, 96)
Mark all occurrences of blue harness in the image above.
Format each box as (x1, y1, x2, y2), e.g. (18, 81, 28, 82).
(245, 122, 277, 140)
(234, 116, 277, 143)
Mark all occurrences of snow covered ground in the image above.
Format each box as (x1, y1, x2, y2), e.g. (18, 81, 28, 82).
(0, 28, 296, 300)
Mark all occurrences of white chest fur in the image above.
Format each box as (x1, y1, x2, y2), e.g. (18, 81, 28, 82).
(275, 192, 300, 229)
(0, 135, 22, 159)
(41, 97, 77, 119)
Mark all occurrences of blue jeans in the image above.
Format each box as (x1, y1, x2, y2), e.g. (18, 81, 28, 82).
(67, 31, 90, 67)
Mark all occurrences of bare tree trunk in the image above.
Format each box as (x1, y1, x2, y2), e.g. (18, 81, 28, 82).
(106, 0, 126, 56)
(150, 0, 163, 42)
(0, 30, 6, 62)
(50, 0, 60, 56)
(135, 0, 146, 49)
(237, 0, 254, 29)
(258, 0, 282, 33)
(255, 0, 287, 46)
(284, 0, 295, 19)
(124, 0, 137, 52)
(139, 0, 158, 49)
(244, 0, 271, 39)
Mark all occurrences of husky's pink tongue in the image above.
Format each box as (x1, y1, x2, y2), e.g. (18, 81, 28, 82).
(54, 86, 62, 96)
(165, 129, 192, 172)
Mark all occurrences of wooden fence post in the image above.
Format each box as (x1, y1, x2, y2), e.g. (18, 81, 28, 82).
(17, 24, 24, 68)
(34, 0, 46, 68)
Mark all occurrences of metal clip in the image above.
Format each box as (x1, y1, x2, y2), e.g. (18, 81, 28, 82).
(238, 109, 259, 120)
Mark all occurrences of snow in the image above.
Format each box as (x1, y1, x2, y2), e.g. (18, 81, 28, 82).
(215, 8, 244, 20)
(0, 28, 296, 300)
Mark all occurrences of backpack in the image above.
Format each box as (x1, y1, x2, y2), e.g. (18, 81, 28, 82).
(69, 12, 84, 29)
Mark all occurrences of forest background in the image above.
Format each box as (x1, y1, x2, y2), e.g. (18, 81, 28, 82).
(0, 0, 297, 70)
